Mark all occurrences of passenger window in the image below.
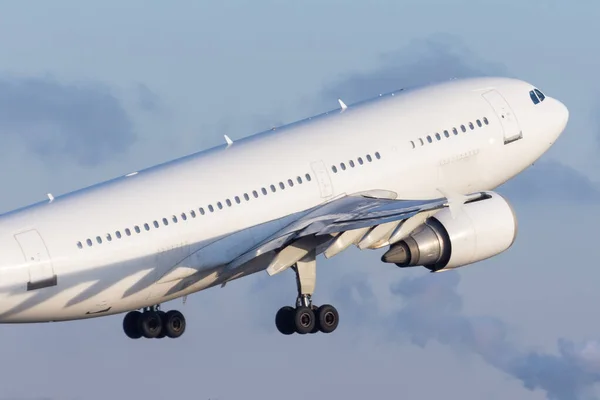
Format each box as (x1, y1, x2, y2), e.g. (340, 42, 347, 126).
(461, 125, 466, 132)
(77, 241, 83, 249)
(297, 176, 303, 184)
(444, 130, 449, 138)
(435, 133, 441, 140)
(332, 166, 338, 173)
(173, 215, 178, 223)
(125, 228, 132, 236)
(217, 201, 223, 209)
(97, 236, 102, 244)
(181, 213, 187, 221)
(427, 136, 432, 143)
(270, 185, 276, 192)
(106, 233, 112, 242)
(410, 141, 415, 148)
(87, 239, 92, 246)
(305, 174, 312, 181)
(191, 210, 197, 218)
(530, 90, 540, 104)
(469, 122, 474, 130)
(340, 163, 346, 170)
(358, 157, 364, 165)
(419, 138, 424, 145)
(253, 191, 258, 198)
(163, 218, 169, 225)
(483, 117, 489, 125)
(349, 160, 355, 167)
(209, 205, 214, 212)
(154, 221, 159, 228)
(288, 179, 294, 187)
(366, 154, 373, 162)
(375, 152, 381, 159)
(135, 226, 141, 233)
(261, 188, 267, 195)
(453, 127, 458, 135)
(244, 193, 250, 201)
(116, 231, 122, 239)
(235, 196, 241, 204)
(476, 120, 482, 127)
(226, 199, 232, 206)
(534, 89, 545, 101)
(144, 223, 150, 231)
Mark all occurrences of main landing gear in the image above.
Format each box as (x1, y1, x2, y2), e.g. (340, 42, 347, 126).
(275, 252, 339, 335)
(122, 306, 186, 339)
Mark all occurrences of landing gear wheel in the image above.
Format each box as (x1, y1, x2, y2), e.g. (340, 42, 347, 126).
(139, 310, 163, 339)
(317, 304, 339, 334)
(156, 311, 167, 339)
(164, 310, 186, 339)
(294, 306, 316, 335)
(123, 311, 142, 339)
(275, 306, 295, 335)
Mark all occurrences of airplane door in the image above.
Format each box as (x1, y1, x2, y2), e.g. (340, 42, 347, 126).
(14, 229, 57, 291)
(482, 89, 522, 144)
(310, 160, 334, 198)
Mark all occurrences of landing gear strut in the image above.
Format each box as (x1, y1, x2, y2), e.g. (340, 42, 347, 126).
(275, 250, 339, 335)
(122, 305, 186, 339)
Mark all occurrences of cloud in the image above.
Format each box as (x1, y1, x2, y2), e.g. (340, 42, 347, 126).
(136, 83, 163, 113)
(0, 75, 136, 166)
(498, 160, 600, 203)
(336, 271, 600, 400)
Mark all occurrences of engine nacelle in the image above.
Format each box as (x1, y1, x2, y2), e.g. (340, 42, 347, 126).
(381, 192, 517, 272)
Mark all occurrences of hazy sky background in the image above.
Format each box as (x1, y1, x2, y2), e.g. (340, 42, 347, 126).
(0, 1, 598, 399)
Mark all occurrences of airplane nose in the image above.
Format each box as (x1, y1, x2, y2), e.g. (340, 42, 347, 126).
(543, 97, 569, 142)
(556, 99, 569, 130)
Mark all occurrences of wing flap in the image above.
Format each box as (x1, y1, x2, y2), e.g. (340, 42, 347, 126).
(226, 191, 489, 272)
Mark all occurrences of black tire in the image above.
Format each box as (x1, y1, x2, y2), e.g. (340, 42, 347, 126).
(294, 306, 315, 335)
(317, 304, 339, 334)
(156, 311, 167, 339)
(138, 311, 163, 339)
(164, 310, 186, 339)
(275, 306, 295, 335)
(123, 311, 142, 339)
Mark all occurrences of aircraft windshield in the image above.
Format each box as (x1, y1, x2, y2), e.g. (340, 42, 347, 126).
(529, 88, 546, 104)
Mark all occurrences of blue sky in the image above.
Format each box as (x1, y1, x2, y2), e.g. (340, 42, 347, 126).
(0, 1, 598, 399)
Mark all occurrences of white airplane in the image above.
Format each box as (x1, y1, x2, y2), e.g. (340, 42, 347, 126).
(0, 77, 568, 339)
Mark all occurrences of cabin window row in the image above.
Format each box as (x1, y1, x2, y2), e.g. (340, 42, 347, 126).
(331, 152, 382, 174)
(76, 172, 315, 249)
(409, 117, 490, 149)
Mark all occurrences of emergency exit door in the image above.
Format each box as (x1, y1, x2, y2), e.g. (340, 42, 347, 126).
(482, 89, 523, 144)
(14, 229, 57, 291)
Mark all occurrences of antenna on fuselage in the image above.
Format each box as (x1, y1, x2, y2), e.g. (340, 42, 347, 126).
(338, 98, 347, 112)
(224, 134, 233, 148)
(47, 193, 54, 203)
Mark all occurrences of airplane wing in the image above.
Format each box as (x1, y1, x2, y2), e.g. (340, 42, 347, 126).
(225, 190, 490, 276)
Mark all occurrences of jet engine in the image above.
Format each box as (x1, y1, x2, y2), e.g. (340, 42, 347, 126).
(381, 192, 517, 272)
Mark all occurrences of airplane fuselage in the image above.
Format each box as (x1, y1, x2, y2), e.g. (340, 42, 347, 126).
(0, 77, 568, 324)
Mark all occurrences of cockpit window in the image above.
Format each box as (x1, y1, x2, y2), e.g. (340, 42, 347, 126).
(529, 90, 540, 104)
(534, 89, 545, 101)
(530, 88, 546, 105)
